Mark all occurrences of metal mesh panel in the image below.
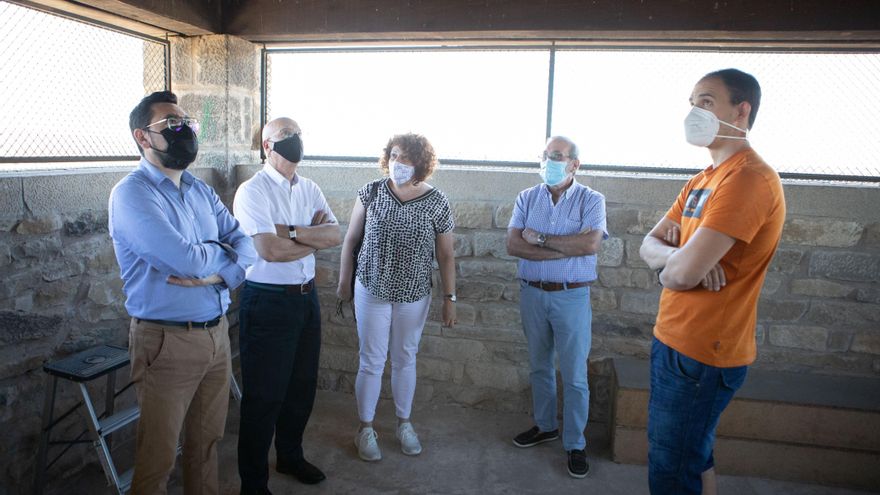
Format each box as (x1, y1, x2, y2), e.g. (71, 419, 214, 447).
(0, 1, 168, 161)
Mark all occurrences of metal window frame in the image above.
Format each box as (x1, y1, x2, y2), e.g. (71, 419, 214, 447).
(261, 42, 880, 182)
(0, 0, 171, 164)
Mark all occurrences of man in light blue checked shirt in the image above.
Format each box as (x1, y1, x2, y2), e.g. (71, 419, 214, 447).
(506, 135, 607, 479)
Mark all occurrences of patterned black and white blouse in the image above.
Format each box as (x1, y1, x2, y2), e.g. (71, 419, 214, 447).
(356, 178, 454, 303)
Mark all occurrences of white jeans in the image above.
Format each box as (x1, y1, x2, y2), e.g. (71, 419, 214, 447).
(354, 279, 431, 422)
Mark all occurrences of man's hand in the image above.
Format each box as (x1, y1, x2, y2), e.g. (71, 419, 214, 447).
(701, 264, 727, 291)
(167, 274, 223, 287)
(665, 225, 680, 247)
(311, 209, 332, 226)
(521, 228, 543, 246)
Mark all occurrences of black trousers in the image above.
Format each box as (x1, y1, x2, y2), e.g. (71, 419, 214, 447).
(237, 282, 322, 491)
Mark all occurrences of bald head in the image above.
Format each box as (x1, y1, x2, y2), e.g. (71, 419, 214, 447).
(546, 135, 579, 160)
(262, 117, 300, 142)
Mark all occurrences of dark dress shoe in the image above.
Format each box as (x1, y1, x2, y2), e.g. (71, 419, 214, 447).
(240, 487, 272, 495)
(276, 458, 326, 485)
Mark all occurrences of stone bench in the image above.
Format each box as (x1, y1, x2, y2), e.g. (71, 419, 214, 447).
(610, 357, 880, 491)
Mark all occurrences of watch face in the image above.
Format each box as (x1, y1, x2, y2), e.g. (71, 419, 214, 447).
(447, 294, 457, 302)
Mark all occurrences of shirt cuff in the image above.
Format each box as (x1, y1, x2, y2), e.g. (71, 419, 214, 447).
(217, 262, 245, 290)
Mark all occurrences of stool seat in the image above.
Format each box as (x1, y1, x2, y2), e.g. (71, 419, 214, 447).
(43, 344, 129, 382)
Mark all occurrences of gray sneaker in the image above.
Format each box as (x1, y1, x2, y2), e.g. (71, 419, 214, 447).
(355, 427, 382, 461)
(397, 422, 422, 456)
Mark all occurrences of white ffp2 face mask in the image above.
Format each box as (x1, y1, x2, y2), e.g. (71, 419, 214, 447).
(390, 160, 415, 185)
(684, 106, 749, 147)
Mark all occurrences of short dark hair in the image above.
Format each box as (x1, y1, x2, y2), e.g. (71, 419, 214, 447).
(702, 69, 761, 129)
(129, 91, 178, 155)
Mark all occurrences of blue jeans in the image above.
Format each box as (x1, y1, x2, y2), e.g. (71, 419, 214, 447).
(520, 282, 592, 451)
(648, 337, 748, 495)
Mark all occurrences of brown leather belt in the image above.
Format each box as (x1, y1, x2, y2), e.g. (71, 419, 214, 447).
(246, 279, 314, 295)
(526, 280, 592, 292)
(138, 317, 222, 329)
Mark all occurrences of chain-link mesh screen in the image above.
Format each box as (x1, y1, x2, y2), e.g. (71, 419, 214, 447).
(0, 1, 168, 161)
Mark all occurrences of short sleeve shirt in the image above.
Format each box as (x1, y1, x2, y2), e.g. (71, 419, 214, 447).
(508, 181, 608, 283)
(356, 179, 454, 303)
(233, 164, 336, 284)
(654, 149, 786, 367)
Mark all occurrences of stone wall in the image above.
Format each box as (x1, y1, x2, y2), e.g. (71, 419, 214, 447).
(0, 34, 260, 494)
(234, 162, 880, 430)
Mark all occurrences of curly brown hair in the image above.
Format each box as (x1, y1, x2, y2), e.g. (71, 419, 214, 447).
(378, 133, 438, 185)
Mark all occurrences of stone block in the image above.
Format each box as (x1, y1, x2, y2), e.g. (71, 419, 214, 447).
(227, 35, 258, 90)
(195, 35, 228, 87)
(321, 323, 359, 348)
(592, 314, 654, 338)
(591, 287, 617, 311)
(598, 267, 655, 290)
(472, 231, 514, 260)
(452, 201, 495, 229)
(804, 301, 880, 328)
(319, 344, 359, 373)
(327, 196, 355, 224)
(755, 325, 765, 345)
(41, 259, 85, 282)
(760, 273, 784, 296)
(0, 311, 63, 345)
(758, 300, 809, 322)
(850, 333, 880, 355)
(64, 210, 108, 237)
(790, 279, 853, 298)
(479, 303, 522, 328)
(15, 214, 62, 235)
(501, 282, 521, 303)
(227, 96, 243, 146)
(809, 251, 880, 283)
(856, 288, 880, 304)
(598, 237, 624, 267)
(419, 335, 485, 362)
(314, 263, 337, 288)
(627, 210, 666, 235)
(486, 341, 530, 364)
(428, 301, 476, 326)
(179, 93, 227, 148)
(0, 178, 23, 225)
(827, 331, 853, 352)
(768, 325, 829, 351)
(453, 233, 473, 257)
(606, 208, 639, 237)
(417, 357, 454, 381)
(865, 222, 880, 248)
(782, 218, 863, 248)
(86, 279, 124, 307)
(0, 244, 10, 269)
(443, 324, 525, 344)
(624, 238, 649, 268)
(494, 203, 514, 229)
(171, 37, 194, 85)
(457, 281, 505, 301)
(458, 259, 518, 280)
(0, 215, 18, 232)
(17, 237, 62, 259)
(619, 291, 661, 315)
(464, 362, 529, 392)
(769, 248, 805, 274)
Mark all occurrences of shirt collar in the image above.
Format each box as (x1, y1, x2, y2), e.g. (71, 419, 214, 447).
(262, 162, 299, 187)
(138, 157, 194, 188)
(541, 179, 579, 201)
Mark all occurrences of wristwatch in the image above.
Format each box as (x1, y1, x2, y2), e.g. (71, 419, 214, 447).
(537, 233, 547, 247)
(288, 225, 297, 239)
(445, 293, 457, 302)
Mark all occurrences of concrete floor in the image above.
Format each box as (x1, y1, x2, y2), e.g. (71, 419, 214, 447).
(63, 390, 876, 495)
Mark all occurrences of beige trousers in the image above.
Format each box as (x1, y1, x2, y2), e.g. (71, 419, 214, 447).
(128, 317, 231, 495)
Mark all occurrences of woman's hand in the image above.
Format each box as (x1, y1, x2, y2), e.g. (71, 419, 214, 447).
(442, 298, 457, 328)
(336, 281, 353, 302)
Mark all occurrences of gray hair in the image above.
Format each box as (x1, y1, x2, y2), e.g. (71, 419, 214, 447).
(546, 135, 579, 160)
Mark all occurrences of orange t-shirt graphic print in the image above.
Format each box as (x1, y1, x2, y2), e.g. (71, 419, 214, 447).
(654, 149, 786, 367)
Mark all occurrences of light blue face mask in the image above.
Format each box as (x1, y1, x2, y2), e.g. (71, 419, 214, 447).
(540, 159, 568, 186)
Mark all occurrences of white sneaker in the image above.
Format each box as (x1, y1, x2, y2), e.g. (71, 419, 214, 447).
(355, 427, 382, 461)
(397, 422, 422, 456)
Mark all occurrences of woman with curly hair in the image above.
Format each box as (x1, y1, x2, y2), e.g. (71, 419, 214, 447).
(337, 133, 456, 462)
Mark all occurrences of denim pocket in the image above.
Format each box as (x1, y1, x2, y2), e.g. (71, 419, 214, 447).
(675, 351, 704, 383)
(720, 365, 748, 392)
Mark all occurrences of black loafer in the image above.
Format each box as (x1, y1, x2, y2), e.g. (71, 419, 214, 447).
(567, 449, 590, 478)
(276, 458, 326, 485)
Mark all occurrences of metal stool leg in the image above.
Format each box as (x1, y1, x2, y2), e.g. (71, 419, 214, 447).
(230, 370, 242, 402)
(33, 374, 58, 495)
(80, 383, 125, 494)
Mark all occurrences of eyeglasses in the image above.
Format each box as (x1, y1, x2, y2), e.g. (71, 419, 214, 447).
(541, 150, 571, 161)
(389, 150, 408, 162)
(145, 117, 200, 134)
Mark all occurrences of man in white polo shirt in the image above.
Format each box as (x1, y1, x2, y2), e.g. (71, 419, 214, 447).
(233, 117, 341, 495)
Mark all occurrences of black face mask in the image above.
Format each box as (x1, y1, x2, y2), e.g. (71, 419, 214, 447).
(150, 125, 199, 170)
(271, 134, 304, 163)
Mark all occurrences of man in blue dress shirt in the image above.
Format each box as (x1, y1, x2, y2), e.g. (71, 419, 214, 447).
(109, 91, 255, 495)
(506, 136, 607, 479)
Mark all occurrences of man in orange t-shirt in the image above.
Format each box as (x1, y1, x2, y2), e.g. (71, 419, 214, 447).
(640, 68, 785, 495)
